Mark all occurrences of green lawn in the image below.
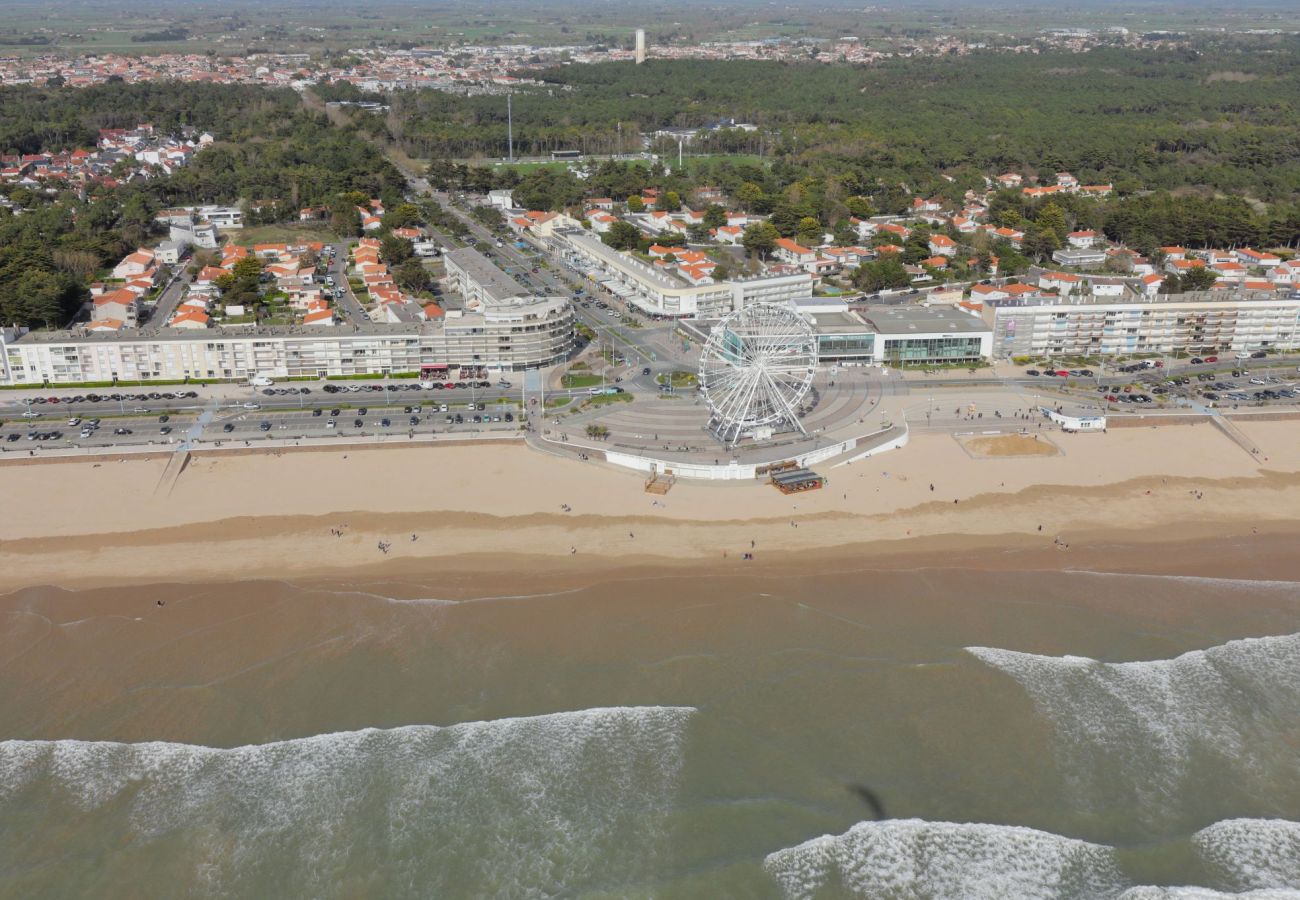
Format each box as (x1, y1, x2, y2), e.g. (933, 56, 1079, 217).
(235, 224, 343, 247)
(581, 393, 634, 409)
(561, 373, 605, 388)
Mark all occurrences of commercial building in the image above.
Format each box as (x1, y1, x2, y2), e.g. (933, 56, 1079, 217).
(1, 292, 574, 384)
(551, 228, 813, 318)
(792, 299, 992, 366)
(981, 289, 1300, 359)
(854, 306, 992, 366)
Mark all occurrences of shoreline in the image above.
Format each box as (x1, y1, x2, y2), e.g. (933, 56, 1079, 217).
(2, 419, 1298, 594)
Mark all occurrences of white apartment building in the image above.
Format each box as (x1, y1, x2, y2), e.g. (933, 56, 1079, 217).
(982, 289, 1300, 359)
(1, 300, 574, 385)
(551, 228, 813, 318)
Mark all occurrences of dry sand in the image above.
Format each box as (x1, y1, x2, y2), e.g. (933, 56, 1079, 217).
(1, 418, 1298, 592)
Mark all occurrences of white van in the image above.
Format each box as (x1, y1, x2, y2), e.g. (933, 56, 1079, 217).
(249, 374, 274, 387)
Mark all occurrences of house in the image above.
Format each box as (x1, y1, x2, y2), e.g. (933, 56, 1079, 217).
(997, 173, 1023, 188)
(1056, 172, 1079, 190)
(878, 222, 911, 241)
(774, 238, 818, 267)
(169, 218, 219, 249)
(911, 197, 943, 213)
(1211, 261, 1247, 283)
(112, 248, 156, 280)
(921, 255, 949, 270)
(1267, 261, 1300, 286)
(1140, 273, 1164, 296)
(1235, 248, 1282, 268)
(928, 234, 957, 257)
(1166, 258, 1206, 275)
(487, 189, 515, 210)
(155, 240, 186, 265)
(1080, 184, 1113, 197)
(1022, 185, 1062, 199)
(588, 212, 617, 233)
(986, 226, 1025, 249)
(86, 318, 125, 333)
(1002, 283, 1042, 299)
(303, 308, 336, 326)
(1067, 230, 1099, 249)
(168, 309, 210, 329)
(849, 217, 877, 241)
(92, 289, 141, 326)
(195, 266, 227, 287)
(1039, 271, 1083, 294)
(587, 197, 614, 211)
(714, 225, 744, 245)
(1160, 246, 1188, 261)
(951, 216, 978, 234)
(970, 284, 1010, 301)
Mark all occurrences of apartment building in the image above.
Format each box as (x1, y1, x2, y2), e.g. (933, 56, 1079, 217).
(1, 298, 574, 385)
(551, 228, 813, 318)
(982, 289, 1300, 359)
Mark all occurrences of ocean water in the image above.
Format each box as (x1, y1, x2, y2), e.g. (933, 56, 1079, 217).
(2, 561, 1300, 898)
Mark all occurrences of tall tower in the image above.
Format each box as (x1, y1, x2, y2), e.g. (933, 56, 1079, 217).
(635, 29, 646, 64)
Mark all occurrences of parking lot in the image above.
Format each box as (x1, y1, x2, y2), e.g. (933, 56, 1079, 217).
(1020, 353, 1300, 411)
(0, 382, 525, 452)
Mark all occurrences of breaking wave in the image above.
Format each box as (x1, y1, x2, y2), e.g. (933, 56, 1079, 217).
(0, 706, 695, 898)
(1193, 819, 1300, 891)
(764, 818, 1300, 900)
(966, 633, 1300, 818)
(763, 819, 1128, 900)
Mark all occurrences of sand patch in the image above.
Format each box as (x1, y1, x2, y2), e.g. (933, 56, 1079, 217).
(962, 433, 1061, 458)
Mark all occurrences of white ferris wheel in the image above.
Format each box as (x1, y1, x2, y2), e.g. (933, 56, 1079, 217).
(698, 303, 819, 446)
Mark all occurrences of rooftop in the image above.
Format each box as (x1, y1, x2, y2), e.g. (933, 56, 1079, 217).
(443, 247, 532, 305)
(855, 305, 990, 335)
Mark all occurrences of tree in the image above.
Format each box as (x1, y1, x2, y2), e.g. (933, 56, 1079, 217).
(394, 258, 430, 293)
(1022, 226, 1061, 262)
(383, 203, 422, 230)
(658, 191, 681, 212)
(795, 216, 823, 247)
(832, 220, 859, 247)
(853, 257, 911, 292)
(769, 202, 804, 237)
(470, 205, 504, 229)
(735, 182, 764, 212)
(1181, 267, 1218, 292)
(627, 195, 645, 213)
(687, 223, 711, 243)
(845, 195, 875, 218)
(380, 233, 414, 265)
(742, 222, 780, 257)
(1036, 202, 1069, 243)
(702, 204, 728, 229)
(603, 221, 642, 251)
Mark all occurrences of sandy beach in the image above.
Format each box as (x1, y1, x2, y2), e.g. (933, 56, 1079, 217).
(1, 417, 1299, 593)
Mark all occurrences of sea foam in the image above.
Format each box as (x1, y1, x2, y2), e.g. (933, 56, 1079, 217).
(1119, 890, 1300, 899)
(966, 633, 1300, 817)
(0, 706, 695, 898)
(763, 818, 1128, 900)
